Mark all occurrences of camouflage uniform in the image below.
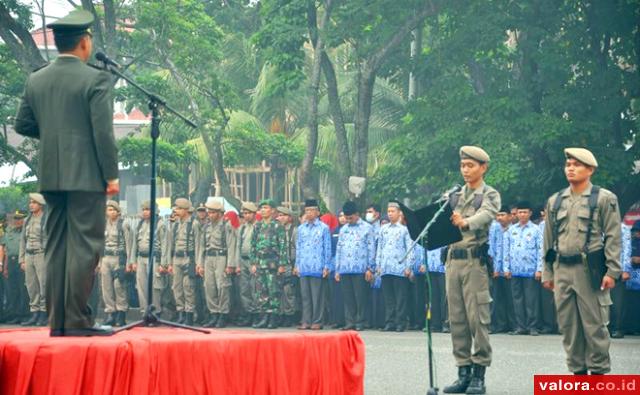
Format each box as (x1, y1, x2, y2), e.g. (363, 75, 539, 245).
(250, 220, 288, 314)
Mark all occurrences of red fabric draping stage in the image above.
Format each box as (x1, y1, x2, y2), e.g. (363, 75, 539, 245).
(0, 327, 365, 395)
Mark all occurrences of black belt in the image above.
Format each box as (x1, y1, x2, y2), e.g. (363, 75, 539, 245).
(206, 249, 227, 257)
(104, 250, 122, 256)
(558, 254, 582, 265)
(25, 248, 43, 255)
(174, 251, 190, 258)
(241, 255, 250, 260)
(450, 249, 479, 260)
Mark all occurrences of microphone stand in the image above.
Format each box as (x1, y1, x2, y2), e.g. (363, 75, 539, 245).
(400, 198, 453, 395)
(98, 61, 209, 334)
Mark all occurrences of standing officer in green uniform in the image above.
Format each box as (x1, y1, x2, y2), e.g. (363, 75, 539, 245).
(130, 200, 166, 318)
(100, 201, 130, 327)
(193, 204, 208, 325)
(19, 193, 48, 326)
(165, 198, 197, 325)
(250, 199, 288, 329)
(236, 202, 258, 326)
(277, 206, 298, 327)
(0, 212, 30, 324)
(542, 148, 621, 375)
(197, 201, 238, 328)
(14, 10, 119, 336)
(444, 146, 501, 395)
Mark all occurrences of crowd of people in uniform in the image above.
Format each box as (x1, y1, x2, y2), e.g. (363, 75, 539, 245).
(2, 192, 639, 336)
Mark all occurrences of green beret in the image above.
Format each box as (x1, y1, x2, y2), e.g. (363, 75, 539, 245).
(13, 210, 27, 219)
(459, 146, 490, 163)
(564, 147, 598, 168)
(258, 199, 275, 208)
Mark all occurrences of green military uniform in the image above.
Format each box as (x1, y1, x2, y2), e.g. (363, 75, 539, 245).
(100, 201, 130, 326)
(131, 202, 166, 316)
(277, 206, 299, 324)
(1, 214, 30, 324)
(164, 198, 197, 325)
(237, 202, 258, 324)
(250, 200, 288, 328)
(19, 194, 48, 326)
(542, 148, 621, 374)
(14, 10, 119, 335)
(444, 146, 500, 395)
(197, 201, 238, 327)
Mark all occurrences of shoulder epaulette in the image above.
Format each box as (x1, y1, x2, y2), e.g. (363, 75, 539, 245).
(32, 62, 50, 73)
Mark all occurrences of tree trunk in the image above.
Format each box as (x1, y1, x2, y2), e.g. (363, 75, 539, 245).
(0, 2, 47, 72)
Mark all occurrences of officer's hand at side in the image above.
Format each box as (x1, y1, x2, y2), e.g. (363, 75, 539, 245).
(322, 268, 330, 278)
(335, 273, 341, 282)
(600, 275, 615, 290)
(504, 271, 512, 279)
(404, 268, 412, 278)
(365, 270, 373, 282)
(250, 265, 257, 275)
(196, 265, 204, 277)
(293, 267, 299, 276)
(167, 265, 174, 275)
(622, 272, 630, 281)
(131, 263, 137, 272)
(277, 265, 286, 275)
(535, 271, 542, 281)
(225, 266, 235, 275)
(542, 280, 554, 290)
(20, 262, 25, 271)
(106, 179, 120, 196)
(235, 267, 242, 275)
(492, 271, 499, 279)
(419, 265, 426, 274)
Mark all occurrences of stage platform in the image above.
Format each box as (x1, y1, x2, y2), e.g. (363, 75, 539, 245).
(0, 327, 365, 395)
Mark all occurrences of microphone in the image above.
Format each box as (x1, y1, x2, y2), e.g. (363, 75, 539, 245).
(95, 52, 121, 68)
(436, 184, 462, 202)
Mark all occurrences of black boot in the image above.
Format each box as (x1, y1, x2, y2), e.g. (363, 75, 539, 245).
(204, 313, 219, 328)
(21, 312, 39, 326)
(253, 314, 269, 329)
(465, 364, 486, 394)
(236, 314, 251, 327)
(116, 311, 127, 327)
(176, 312, 185, 324)
(251, 313, 260, 326)
(443, 365, 471, 393)
(102, 312, 116, 326)
(216, 314, 227, 328)
(267, 314, 279, 329)
(36, 311, 48, 326)
(184, 312, 194, 326)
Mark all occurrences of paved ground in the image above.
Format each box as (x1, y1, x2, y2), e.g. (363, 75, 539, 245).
(2, 322, 638, 394)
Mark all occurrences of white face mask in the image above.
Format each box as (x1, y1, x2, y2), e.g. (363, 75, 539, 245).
(365, 212, 376, 223)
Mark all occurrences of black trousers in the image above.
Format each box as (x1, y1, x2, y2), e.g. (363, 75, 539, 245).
(340, 273, 368, 327)
(43, 191, 106, 330)
(328, 275, 345, 326)
(609, 280, 626, 332)
(538, 281, 557, 333)
(426, 272, 447, 331)
(511, 276, 540, 331)
(300, 276, 325, 325)
(622, 289, 640, 333)
(3, 257, 29, 321)
(491, 276, 515, 332)
(382, 275, 409, 328)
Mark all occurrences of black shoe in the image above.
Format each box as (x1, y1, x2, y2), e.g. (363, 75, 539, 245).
(184, 312, 194, 326)
(341, 325, 356, 331)
(236, 314, 251, 327)
(465, 364, 486, 394)
(354, 325, 365, 331)
(253, 314, 269, 329)
(443, 365, 471, 393)
(102, 312, 116, 326)
(21, 312, 39, 326)
(574, 370, 588, 375)
(395, 325, 406, 332)
(176, 312, 185, 324)
(529, 329, 539, 336)
(51, 323, 115, 337)
(611, 331, 624, 339)
(115, 311, 127, 327)
(216, 314, 227, 328)
(204, 313, 219, 328)
(442, 325, 451, 333)
(509, 329, 527, 335)
(381, 324, 395, 332)
(6, 315, 23, 325)
(267, 314, 279, 329)
(35, 311, 48, 327)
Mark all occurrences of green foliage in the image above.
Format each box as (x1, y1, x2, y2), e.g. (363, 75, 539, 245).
(0, 184, 34, 215)
(118, 137, 196, 183)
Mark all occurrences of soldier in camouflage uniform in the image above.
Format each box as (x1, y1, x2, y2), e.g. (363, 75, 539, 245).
(1, 211, 30, 324)
(276, 206, 298, 327)
(236, 202, 258, 326)
(192, 204, 209, 325)
(19, 193, 48, 326)
(250, 199, 288, 329)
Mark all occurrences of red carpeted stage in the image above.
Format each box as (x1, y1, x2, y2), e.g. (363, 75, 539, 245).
(0, 327, 365, 395)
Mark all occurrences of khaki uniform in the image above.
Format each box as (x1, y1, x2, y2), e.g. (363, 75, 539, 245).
(279, 224, 298, 316)
(237, 221, 257, 314)
(165, 217, 196, 313)
(131, 218, 166, 314)
(542, 184, 621, 373)
(19, 213, 47, 312)
(197, 219, 237, 314)
(446, 182, 500, 367)
(100, 219, 130, 313)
